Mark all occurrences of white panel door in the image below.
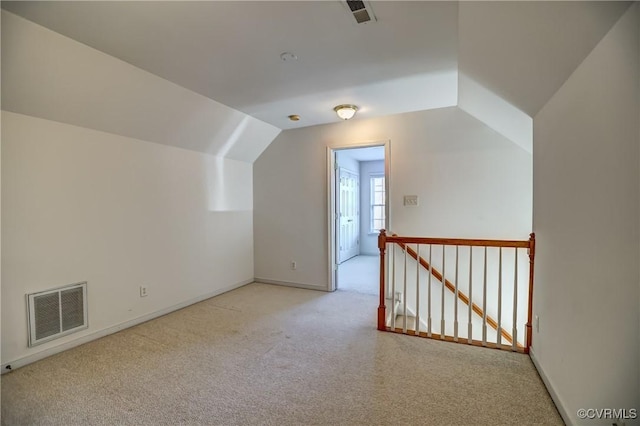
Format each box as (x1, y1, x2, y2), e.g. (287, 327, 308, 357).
(338, 168, 359, 263)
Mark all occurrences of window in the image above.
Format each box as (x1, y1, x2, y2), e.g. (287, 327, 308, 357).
(370, 175, 385, 233)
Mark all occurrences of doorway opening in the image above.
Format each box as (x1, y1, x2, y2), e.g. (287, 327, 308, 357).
(328, 142, 389, 293)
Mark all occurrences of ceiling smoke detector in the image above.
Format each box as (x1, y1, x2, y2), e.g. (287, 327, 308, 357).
(280, 52, 298, 62)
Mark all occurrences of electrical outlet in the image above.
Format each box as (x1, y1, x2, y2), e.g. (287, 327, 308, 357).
(535, 315, 539, 332)
(291, 261, 297, 270)
(140, 286, 148, 297)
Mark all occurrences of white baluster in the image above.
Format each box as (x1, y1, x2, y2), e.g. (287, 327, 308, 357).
(428, 245, 432, 338)
(482, 246, 487, 346)
(454, 245, 459, 342)
(391, 244, 396, 329)
(403, 246, 407, 333)
(441, 245, 446, 340)
(497, 247, 503, 347)
(513, 248, 518, 351)
(416, 244, 420, 334)
(468, 246, 473, 344)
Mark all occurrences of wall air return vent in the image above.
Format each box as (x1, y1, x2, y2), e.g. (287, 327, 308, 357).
(345, 0, 377, 24)
(27, 282, 88, 347)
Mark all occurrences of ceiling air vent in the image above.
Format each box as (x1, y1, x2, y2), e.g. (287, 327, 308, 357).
(345, 0, 376, 24)
(27, 282, 88, 347)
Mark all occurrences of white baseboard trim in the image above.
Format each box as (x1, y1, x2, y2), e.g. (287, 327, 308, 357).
(254, 278, 328, 292)
(1, 278, 253, 374)
(529, 348, 572, 425)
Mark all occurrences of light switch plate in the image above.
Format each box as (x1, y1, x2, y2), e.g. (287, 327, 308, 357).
(404, 195, 418, 206)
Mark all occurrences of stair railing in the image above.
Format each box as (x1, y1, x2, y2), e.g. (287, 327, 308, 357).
(377, 230, 536, 354)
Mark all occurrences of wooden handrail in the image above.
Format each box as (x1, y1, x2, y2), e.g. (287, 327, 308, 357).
(378, 230, 536, 353)
(385, 235, 530, 249)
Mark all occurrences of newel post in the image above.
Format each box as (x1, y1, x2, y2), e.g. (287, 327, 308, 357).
(378, 229, 387, 331)
(525, 232, 536, 353)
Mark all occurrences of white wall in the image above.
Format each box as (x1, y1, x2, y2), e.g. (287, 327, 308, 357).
(0, 7, 280, 370)
(0, 108, 3, 388)
(458, 73, 532, 153)
(254, 106, 532, 290)
(335, 150, 359, 174)
(1, 111, 254, 367)
(532, 4, 640, 424)
(359, 160, 385, 255)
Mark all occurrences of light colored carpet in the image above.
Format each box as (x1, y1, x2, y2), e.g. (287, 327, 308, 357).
(1, 283, 563, 425)
(338, 255, 379, 295)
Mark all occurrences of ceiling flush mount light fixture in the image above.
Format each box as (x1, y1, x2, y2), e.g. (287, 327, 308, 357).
(334, 104, 358, 120)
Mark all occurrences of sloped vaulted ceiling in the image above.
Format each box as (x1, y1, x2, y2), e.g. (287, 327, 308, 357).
(456, 1, 630, 152)
(459, 1, 631, 117)
(1, 1, 632, 157)
(0, 11, 281, 163)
